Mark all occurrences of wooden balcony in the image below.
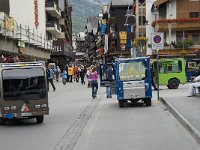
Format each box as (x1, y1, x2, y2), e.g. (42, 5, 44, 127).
(156, 21, 200, 31)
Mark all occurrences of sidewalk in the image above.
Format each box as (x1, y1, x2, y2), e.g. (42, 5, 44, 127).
(157, 83, 200, 144)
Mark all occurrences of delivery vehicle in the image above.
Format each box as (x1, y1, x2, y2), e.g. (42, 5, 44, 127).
(99, 57, 152, 107)
(185, 58, 200, 81)
(0, 62, 49, 125)
(151, 58, 186, 89)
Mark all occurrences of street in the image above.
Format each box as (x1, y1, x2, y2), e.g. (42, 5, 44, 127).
(0, 80, 199, 150)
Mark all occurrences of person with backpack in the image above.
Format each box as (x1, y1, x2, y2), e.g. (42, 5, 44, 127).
(47, 65, 56, 92)
(62, 68, 68, 85)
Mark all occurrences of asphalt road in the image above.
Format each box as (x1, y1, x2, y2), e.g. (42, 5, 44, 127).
(0, 81, 199, 150)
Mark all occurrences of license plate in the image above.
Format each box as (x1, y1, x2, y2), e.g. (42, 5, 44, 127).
(21, 112, 32, 117)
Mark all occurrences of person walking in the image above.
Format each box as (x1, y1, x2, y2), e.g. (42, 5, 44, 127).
(68, 64, 73, 82)
(80, 67, 86, 85)
(89, 67, 98, 99)
(151, 66, 157, 91)
(188, 74, 200, 97)
(62, 68, 68, 85)
(55, 66, 61, 82)
(47, 65, 56, 91)
(106, 65, 114, 98)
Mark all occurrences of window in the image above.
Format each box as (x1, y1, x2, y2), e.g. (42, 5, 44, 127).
(2, 68, 46, 101)
(119, 62, 146, 81)
(159, 60, 182, 74)
(189, 12, 199, 18)
(192, 35, 199, 44)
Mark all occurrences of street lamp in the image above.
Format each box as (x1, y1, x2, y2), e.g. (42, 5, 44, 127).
(124, 5, 136, 57)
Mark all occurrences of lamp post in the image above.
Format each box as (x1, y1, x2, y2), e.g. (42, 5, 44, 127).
(124, 5, 136, 57)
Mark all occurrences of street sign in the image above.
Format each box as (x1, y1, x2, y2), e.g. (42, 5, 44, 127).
(151, 32, 164, 50)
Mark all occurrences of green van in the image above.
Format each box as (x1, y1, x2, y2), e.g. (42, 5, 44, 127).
(152, 58, 187, 89)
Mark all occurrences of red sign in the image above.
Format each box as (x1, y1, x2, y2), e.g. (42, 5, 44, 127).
(34, 0, 39, 28)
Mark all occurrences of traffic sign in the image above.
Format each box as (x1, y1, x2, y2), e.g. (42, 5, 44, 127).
(151, 32, 164, 50)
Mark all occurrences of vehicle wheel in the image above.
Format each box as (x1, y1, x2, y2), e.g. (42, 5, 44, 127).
(0, 118, 6, 125)
(118, 101, 125, 108)
(36, 115, 44, 124)
(168, 79, 180, 89)
(145, 98, 151, 107)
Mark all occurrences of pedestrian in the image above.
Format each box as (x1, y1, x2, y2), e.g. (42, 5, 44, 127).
(68, 64, 73, 82)
(151, 66, 157, 91)
(89, 67, 98, 99)
(106, 65, 114, 98)
(47, 65, 56, 91)
(55, 66, 61, 82)
(188, 74, 200, 97)
(80, 68, 86, 85)
(62, 68, 68, 85)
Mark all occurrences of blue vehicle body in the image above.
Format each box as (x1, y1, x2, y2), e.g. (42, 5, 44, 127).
(185, 58, 200, 81)
(99, 57, 152, 107)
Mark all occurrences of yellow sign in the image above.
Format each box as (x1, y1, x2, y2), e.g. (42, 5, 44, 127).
(102, 19, 107, 24)
(4, 15, 14, 31)
(120, 39, 127, 44)
(119, 31, 127, 40)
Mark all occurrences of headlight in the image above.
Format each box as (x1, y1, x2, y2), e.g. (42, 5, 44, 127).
(41, 104, 47, 108)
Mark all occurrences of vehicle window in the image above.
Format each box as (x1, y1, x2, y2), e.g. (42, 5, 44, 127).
(119, 62, 146, 81)
(2, 68, 46, 101)
(159, 60, 182, 73)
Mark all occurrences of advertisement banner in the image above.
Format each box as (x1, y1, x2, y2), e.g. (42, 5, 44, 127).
(4, 15, 14, 31)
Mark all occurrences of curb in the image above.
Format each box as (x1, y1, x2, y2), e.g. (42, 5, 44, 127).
(160, 97, 200, 144)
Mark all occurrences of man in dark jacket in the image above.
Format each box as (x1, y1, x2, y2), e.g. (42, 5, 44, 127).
(106, 65, 114, 98)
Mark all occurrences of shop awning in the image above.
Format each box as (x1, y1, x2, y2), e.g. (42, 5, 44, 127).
(154, 0, 168, 6)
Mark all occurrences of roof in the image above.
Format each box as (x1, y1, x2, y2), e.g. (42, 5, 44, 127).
(111, 0, 133, 6)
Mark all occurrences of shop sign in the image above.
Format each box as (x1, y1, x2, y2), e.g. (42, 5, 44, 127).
(120, 44, 126, 50)
(4, 15, 14, 31)
(34, 0, 39, 28)
(119, 31, 127, 40)
(120, 39, 127, 44)
(18, 41, 25, 48)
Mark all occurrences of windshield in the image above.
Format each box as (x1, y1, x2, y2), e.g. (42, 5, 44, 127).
(2, 68, 46, 101)
(119, 61, 146, 81)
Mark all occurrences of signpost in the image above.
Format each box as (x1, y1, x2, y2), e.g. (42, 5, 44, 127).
(151, 32, 164, 100)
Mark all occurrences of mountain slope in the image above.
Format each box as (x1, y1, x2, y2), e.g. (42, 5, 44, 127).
(71, 0, 111, 34)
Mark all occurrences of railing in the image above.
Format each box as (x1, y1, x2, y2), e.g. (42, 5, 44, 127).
(0, 12, 53, 50)
(45, 2, 61, 15)
(46, 21, 61, 32)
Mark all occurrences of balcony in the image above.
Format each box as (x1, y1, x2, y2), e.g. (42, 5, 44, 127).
(152, 18, 200, 31)
(45, 2, 61, 18)
(46, 21, 61, 36)
(59, 18, 65, 25)
(59, 32, 65, 39)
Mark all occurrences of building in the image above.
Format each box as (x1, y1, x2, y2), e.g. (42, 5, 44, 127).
(146, 0, 200, 57)
(0, 0, 52, 62)
(101, 0, 135, 63)
(49, 0, 73, 69)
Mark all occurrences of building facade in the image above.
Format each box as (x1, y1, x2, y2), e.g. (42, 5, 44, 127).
(147, 0, 200, 57)
(0, 0, 52, 62)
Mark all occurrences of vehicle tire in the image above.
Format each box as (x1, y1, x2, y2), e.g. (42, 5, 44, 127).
(168, 78, 180, 89)
(0, 118, 6, 125)
(145, 98, 151, 106)
(36, 115, 44, 124)
(118, 101, 124, 108)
